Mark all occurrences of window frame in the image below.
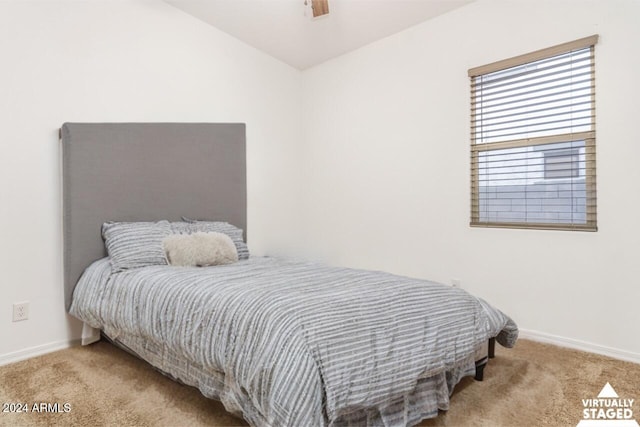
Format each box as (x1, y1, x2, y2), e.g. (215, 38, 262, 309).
(468, 35, 598, 232)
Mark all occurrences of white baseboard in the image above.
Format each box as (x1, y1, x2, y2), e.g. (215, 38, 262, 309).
(519, 329, 640, 364)
(0, 339, 82, 367)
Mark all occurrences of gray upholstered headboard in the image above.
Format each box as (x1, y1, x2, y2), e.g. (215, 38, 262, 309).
(62, 123, 246, 311)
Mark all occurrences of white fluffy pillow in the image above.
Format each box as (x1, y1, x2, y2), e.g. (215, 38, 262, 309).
(163, 232, 239, 267)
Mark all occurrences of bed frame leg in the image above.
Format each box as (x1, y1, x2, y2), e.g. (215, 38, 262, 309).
(475, 337, 497, 381)
(474, 361, 486, 381)
(488, 337, 496, 359)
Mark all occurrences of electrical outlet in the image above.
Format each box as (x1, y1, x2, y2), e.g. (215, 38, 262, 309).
(451, 278, 461, 289)
(12, 302, 29, 322)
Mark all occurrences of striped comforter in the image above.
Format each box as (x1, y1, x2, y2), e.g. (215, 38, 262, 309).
(70, 256, 518, 427)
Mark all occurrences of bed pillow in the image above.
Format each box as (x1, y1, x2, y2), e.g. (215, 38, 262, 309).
(102, 221, 171, 272)
(171, 219, 249, 260)
(163, 232, 238, 267)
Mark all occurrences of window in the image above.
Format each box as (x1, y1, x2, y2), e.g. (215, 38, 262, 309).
(469, 35, 598, 231)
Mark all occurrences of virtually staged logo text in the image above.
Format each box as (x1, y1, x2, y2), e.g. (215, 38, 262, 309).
(577, 383, 639, 427)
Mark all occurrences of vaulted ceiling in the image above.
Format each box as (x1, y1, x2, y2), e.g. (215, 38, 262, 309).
(164, 0, 474, 70)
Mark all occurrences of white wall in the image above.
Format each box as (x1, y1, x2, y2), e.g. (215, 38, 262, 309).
(0, 0, 302, 362)
(300, 0, 640, 358)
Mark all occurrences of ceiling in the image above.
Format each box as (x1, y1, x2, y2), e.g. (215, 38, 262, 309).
(165, 0, 474, 70)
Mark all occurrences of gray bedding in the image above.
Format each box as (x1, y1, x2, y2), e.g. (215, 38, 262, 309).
(70, 256, 518, 427)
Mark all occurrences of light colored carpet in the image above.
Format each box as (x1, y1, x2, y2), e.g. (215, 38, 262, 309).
(0, 339, 638, 427)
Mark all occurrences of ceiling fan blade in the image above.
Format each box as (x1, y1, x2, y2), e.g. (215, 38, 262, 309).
(312, 0, 329, 17)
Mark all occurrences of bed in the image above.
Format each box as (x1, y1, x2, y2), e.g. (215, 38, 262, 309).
(62, 123, 518, 427)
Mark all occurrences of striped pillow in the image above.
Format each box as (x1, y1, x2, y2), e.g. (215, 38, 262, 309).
(102, 221, 171, 272)
(171, 219, 249, 260)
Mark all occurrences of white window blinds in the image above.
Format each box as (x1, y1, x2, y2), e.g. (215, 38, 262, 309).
(469, 35, 598, 231)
